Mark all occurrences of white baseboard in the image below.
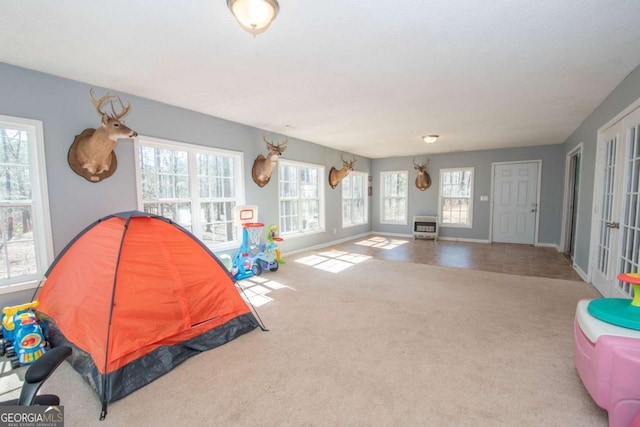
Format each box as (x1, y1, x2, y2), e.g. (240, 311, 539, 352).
(286, 232, 568, 259)
(573, 264, 589, 282)
(370, 231, 413, 239)
(536, 242, 561, 250)
(372, 232, 491, 244)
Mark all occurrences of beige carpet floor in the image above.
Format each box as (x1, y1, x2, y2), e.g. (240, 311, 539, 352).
(1, 249, 607, 426)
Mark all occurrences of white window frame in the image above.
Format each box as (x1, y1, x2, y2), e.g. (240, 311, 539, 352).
(380, 170, 409, 225)
(0, 115, 53, 294)
(278, 159, 325, 238)
(341, 171, 368, 228)
(439, 167, 474, 228)
(134, 135, 245, 251)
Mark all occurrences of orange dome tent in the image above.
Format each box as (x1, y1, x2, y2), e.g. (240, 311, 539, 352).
(34, 211, 260, 419)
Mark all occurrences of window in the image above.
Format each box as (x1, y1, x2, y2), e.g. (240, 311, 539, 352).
(279, 160, 324, 235)
(136, 136, 244, 250)
(342, 171, 368, 227)
(380, 171, 408, 224)
(440, 167, 474, 227)
(0, 115, 53, 293)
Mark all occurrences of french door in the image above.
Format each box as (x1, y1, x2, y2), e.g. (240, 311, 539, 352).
(590, 107, 640, 297)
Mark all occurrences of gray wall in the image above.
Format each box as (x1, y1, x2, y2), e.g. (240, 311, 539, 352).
(0, 62, 371, 305)
(371, 145, 565, 244)
(562, 64, 640, 275)
(3, 58, 640, 306)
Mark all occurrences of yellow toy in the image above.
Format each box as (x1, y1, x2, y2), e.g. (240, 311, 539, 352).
(2, 301, 39, 340)
(266, 225, 285, 264)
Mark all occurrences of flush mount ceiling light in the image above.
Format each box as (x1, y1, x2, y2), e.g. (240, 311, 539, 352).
(227, 0, 280, 36)
(422, 135, 439, 144)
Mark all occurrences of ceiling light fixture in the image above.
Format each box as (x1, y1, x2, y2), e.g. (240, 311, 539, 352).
(227, 0, 280, 36)
(422, 135, 439, 144)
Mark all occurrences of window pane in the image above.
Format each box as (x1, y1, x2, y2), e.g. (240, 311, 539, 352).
(279, 165, 298, 198)
(280, 200, 299, 233)
(442, 171, 471, 198)
(302, 199, 319, 231)
(200, 201, 236, 244)
(352, 199, 364, 223)
(0, 121, 48, 287)
(154, 202, 192, 231)
(343, 176, 352, 198)
(381, 172, 407, 223)
(342, 173, 367, 226)
(279, 162, 323, 234)
(343, 199, 352, 225)
(383, 197, 406, 222)
(440, 168, 473, 226)
(198, 153, 235, 199)
(0, 129, 32, 201)
(140, 146, 189, 200)
(0, 206, 37, 280)
(353, 176, 363, 198)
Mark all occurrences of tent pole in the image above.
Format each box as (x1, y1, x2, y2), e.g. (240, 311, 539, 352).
(236, 282, 269, 332)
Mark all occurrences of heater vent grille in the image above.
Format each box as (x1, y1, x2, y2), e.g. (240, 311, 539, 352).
(413, 216, 438, 240)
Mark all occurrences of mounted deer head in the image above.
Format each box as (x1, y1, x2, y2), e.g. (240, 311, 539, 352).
(329, 153, 357, 189)
(68, 89, 138, 182)
(251, 132, 288, 187)
(413, 157, 432, 191)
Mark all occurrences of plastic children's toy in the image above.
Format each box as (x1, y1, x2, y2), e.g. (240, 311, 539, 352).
(230, 206, 279, 280)
(0, 301, 47, 368)
(266, 224, 285, 264)
(13, 312, 46, 365)
(574, 273, 640, 427)
(218, 254, 233, 271)
(1, 301, 39, 344)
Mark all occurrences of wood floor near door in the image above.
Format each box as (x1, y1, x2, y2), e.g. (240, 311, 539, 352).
(327, 235, 583, 281)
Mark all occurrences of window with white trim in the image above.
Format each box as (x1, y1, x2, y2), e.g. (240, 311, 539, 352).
(380, 171, 408, 224)
(439, 167, 474, 227)
(342, 171, 368, 227)
(0, 115, 53, 292)
(136, 136, 244, 250)
(278, 160, 324, 235)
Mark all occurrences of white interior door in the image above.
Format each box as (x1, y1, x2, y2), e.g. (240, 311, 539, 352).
(492, 162, 539, 244)
(590, 106, 640, 298)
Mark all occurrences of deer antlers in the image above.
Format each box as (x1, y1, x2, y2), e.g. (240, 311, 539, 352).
(413, 157, 429, 169)
(89, 88, 131, 120)
(341, 153, 357, 167)
(263, 132, 288, 150)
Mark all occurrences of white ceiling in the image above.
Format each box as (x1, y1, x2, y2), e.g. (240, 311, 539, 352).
(1, 1, 640, 158)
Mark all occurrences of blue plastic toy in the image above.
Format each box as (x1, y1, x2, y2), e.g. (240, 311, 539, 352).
(231, 222, 279, 280)
(0, 302, 47, 368)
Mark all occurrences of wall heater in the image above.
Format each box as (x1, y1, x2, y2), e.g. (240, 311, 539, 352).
(413, 216, 438, 240)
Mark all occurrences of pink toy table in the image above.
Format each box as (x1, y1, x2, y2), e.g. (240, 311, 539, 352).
(574, 299, 640, 426)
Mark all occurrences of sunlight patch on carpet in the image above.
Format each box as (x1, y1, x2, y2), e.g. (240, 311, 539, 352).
(294, 251, 372, 273)
(236, 277, 294, 307)
(355, 236, 409, 250)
